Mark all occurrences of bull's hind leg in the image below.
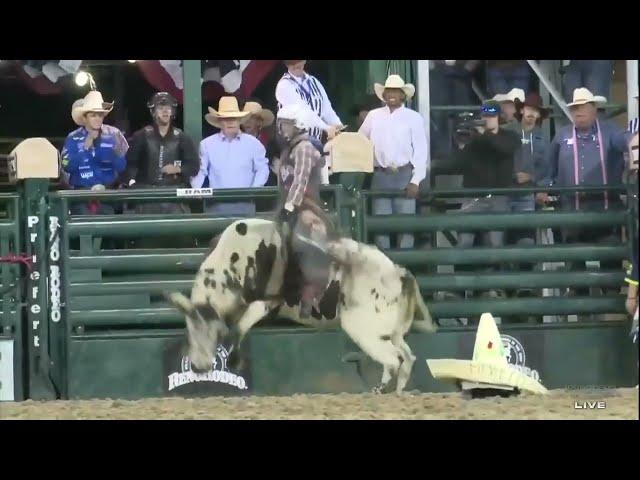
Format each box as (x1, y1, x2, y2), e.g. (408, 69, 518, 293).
(393, 337, 416, 394)
(344, 332, 403, 394)
(228, 300, 278, 370)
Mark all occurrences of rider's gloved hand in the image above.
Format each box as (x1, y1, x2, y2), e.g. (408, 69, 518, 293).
(278, 203, 297, 229)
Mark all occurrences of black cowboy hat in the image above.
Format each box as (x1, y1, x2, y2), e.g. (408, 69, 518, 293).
(514, 92, 552, 121)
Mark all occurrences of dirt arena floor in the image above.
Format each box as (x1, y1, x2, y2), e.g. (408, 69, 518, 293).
(1, 388, 637, 420)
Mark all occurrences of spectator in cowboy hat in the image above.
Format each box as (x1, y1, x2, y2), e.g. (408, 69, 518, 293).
(562, 60, 614, 103)
(512, 92, 553, 201)
(358, 74, 429, 250)
(351, 94, 383, 129)
(61, 90, 128, 214)
(492, 88, 525, 125)
(192, 96, 269, 216)
(507, 92, 552, 285)
(240, 99, 280, 186)
(541, 87, 629, 295)
(241, 100, 275, 143)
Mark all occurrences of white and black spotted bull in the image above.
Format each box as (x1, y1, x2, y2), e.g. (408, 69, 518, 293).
(325, 238, 436, 393)
(166, 218, 436, 394)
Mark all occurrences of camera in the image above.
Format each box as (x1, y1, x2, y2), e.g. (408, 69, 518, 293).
(454, 112, 485, 146)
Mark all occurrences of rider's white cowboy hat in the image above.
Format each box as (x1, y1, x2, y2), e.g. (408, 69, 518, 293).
(566, 87, 607, 107)
(205, 96, 250, 127)
(426, 313, 549, 395)
(492, 88, 525, 104)
(374, 75, 416, 102)
(242, 101, 275, 127)
(71, 91, 114, 126)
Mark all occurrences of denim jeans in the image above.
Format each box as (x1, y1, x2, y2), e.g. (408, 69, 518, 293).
(371, 167, 416, 250)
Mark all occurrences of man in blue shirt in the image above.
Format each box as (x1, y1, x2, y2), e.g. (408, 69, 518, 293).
(542, 88, 627, 211)
(193, 96, 269, 216)
(61, 90, 128, 214)
(540, 88, 628, 296)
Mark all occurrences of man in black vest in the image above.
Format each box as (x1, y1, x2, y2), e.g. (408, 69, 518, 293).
(125, 92, 199, 214)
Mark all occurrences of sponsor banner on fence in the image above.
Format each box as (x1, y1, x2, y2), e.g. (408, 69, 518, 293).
(163, 337, 252, 396)
(459, 329, 544, 382)
(176, 188, 214, 197)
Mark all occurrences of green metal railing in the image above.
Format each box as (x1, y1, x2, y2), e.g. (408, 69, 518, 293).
(9, 180, 634, 400)
(50, 185, 353, 329)
(41, 186, 347, 397)
(0, 193, 24, 400)
(360, 185, 632, 318)
(52, 184, 635, 328)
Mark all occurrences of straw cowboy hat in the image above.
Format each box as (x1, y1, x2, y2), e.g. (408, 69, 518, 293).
(514, 92, 552, 121)
(71, 91, 114, 126)
(566, 87, 607, 107)
(241, 101, 275, 127)
(492, 88, 525, 104)
(426, 313, 549, 395)
(205, 96, 249, 128)
(374, 75, 415, 102)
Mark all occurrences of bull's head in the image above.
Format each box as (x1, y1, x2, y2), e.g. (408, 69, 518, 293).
(167, 292, 229, 373)
(185, 315, 229, 373)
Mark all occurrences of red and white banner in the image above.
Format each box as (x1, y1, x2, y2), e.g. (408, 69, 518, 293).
(136, 60, 279, 104)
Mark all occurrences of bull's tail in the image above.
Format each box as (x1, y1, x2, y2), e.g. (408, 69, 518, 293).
(406, 272, 437, 333)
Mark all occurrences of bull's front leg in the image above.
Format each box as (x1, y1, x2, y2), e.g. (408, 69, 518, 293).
(228, 300, 279, 371)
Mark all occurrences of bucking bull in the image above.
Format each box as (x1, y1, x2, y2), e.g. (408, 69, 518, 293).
(167, 218, 437, 394)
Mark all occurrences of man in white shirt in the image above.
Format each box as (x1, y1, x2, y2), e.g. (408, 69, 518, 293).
(275, 60, 344, 143)
(358, 74, 430, 250)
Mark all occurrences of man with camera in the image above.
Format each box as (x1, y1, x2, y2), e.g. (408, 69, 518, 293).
(450, 100, 520, 299)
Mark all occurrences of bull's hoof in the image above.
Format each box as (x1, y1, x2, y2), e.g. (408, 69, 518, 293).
(227, 348, 244, 371)
(371, 383, 393, 395)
